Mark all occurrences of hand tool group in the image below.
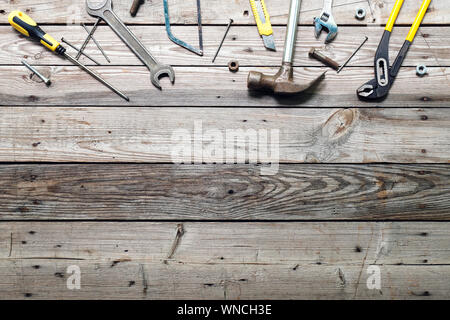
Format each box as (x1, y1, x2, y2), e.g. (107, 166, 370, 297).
(9, 0, 431, 102)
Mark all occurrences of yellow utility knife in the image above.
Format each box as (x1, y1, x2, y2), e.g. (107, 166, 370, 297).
(250, 0, 276, 51)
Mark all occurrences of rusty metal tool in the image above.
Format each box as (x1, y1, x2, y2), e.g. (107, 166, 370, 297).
(164, 0, 203, 56)
(130, 0, 144, 17)
(309, 48, 339, 70)
(248, 0, 326, 94)
(212, 18, 233, 63)
(81, 23, 111, 63)
(61, 37, 101, 65)
(357, 0, 431, 101)
(86, 0, 175, 89)
(309, 36, 368, 72)
(228, 60, 239, 72)
(21, 59, 51, 86)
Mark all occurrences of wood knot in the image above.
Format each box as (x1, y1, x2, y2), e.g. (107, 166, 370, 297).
(322, 109, 358, 142)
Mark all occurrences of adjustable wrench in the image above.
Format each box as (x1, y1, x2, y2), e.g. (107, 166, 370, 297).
(86, 0, 175, 89)
(314, 0, 338, 43)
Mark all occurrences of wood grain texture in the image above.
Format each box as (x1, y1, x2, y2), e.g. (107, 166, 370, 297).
(1, 66, 448, 107)
(0, 107, 448, 163)
(0, 164, 448, 220)
(1, 26, 446, 67)
(0, 0, 446, 25)
(0, 222, 449, 299)
(0, 0, 449, 301)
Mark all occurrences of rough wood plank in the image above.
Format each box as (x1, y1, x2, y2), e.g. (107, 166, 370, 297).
(0, 222, 449, 299)
(0, 164, 448, 220)
(0, 107, 448, 163)
(2, 26, 446, 67)
(0, 0, 446, 25)
(4, 260, 449, 299)
(0, 66, 448, 107)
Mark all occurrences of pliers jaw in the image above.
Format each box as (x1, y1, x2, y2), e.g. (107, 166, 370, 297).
(357, 78, 391, 101)
(356, 0, 432, 102)
(357, 30, 392, 101)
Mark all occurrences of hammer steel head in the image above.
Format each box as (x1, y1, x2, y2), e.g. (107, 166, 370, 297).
(248, 63, 326, 94)
(314, 12, 338, 43)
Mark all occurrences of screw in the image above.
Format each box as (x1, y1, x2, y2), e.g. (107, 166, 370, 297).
(21, 60, 51, 86)
(212, 18, 233, 63)
(22, 60, 52, 86)
(130, 0, 145, 17)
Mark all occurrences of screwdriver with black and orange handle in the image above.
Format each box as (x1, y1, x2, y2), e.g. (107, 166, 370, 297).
(8, 10, 129, 101)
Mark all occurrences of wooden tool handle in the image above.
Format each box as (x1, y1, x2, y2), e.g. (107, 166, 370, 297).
(130, 0, 144, 17)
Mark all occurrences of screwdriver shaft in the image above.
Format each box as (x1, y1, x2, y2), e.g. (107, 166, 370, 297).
(64, 52, 129, 101)
(61, 37, 101, 65)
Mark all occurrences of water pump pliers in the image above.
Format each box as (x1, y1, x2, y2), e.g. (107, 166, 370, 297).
(357, 0, 432, 101)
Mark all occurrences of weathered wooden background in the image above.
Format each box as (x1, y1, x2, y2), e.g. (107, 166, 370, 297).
(0, 0, 449, 299)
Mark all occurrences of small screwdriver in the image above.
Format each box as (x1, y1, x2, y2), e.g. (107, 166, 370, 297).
(8, 11, 129, 101)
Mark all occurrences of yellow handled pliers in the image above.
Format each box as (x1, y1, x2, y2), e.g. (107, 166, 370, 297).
(357, 0, 431, 101)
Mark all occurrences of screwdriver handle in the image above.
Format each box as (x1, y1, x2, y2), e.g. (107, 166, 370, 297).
(8, 10, 130, 101)
(8, 10, 65, 55)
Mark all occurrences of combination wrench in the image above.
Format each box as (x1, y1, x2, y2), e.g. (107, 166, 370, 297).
(86, 0, 175, 89)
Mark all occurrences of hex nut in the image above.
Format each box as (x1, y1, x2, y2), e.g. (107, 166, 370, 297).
(416, 65, 428, 77)
(228, 61, 239, 72)
(355, 8, 366, 20)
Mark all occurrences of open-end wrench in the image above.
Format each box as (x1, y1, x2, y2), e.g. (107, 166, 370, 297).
(314, 0, 337, 43)
(86, 0, 175, 89)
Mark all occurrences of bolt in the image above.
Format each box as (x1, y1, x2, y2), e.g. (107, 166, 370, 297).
(309, 48, 340, 70)
(21, 60, 51, 86)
